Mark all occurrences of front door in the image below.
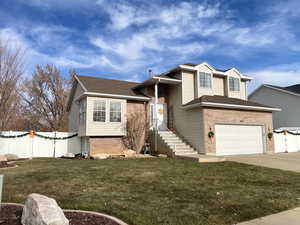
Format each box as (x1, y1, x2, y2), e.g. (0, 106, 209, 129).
(150, 103, 168, 130)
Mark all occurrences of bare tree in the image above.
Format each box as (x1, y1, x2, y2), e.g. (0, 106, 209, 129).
(22, 64, 71, 131)
(123, 112, 149, 153)
(0, 39, 25, 131)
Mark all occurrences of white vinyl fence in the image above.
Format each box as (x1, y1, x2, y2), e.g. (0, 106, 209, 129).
(0, 131, 81, 158)
(274, 128, 300, 153)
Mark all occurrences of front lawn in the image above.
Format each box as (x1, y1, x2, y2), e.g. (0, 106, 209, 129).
(2, 158, 300, 225)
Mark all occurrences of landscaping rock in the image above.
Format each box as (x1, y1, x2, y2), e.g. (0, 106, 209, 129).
(157, 154, 168, 158)
(0, 155, 7, 162)
(21, 193, 69, 225)
(4, 153, 18, 161)
(62, 153, 75, 158)
(124, 149, 136, 157)
(92, 154, 110, 160)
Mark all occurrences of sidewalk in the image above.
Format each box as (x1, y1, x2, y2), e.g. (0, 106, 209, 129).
(237, 207, 300, 225)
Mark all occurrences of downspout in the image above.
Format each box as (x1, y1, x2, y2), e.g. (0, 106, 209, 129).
(154, 80, 159, 153)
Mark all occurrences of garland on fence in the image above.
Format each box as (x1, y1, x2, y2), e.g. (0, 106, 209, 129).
(0, 132, 30, 138)
(273, 130, 300, 135)
(0, 131, 78, 139)
(35, 133, 78, 140)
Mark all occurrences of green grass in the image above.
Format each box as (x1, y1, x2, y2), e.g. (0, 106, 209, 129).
(2, 158, 300, 225)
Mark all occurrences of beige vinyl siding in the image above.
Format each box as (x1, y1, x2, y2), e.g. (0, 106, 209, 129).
(196, 64, 214, 97)
(168, 84, 204, 153)
(86, 96, 126, 136)
(68, 84, 86, 136)
(181, 71, 195, 104)
(213, 76, 225, 96)
(240, 81, 247, 100)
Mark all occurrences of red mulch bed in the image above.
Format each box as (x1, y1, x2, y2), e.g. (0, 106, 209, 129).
(0, 204, 126, 225)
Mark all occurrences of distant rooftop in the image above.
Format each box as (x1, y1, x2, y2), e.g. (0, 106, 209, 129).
(266, 84, 300, 95)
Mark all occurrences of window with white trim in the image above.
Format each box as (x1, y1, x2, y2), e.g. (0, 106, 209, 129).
(79, 100, 86, 123)
(198, 72, 212, 88)
(229, 77, 240, 91)
(110, 101, 122, 122)
(93, 100, 106, 122)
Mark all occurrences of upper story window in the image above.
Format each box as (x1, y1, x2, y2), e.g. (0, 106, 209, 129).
(79, 100, 86, 123)
(199, 72, 212, 88)
(110, 101, 122, 122)
(229, 77, 240, 92)
(93, 100, 106, 122)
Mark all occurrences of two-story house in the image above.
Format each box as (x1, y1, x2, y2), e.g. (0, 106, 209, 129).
(67, 62, 280, 157)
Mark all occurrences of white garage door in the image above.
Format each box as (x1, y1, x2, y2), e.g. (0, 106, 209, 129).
(215, 124, 264, 156)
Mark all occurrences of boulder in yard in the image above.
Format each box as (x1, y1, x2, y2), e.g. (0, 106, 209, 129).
(4, 153, 18, 161)
(0, 155, 7, 162)
(92, 153, 110, 160)
(62, 153, 75, 158)
(124, 149, 136, 157)
(21, 193, 69, 225)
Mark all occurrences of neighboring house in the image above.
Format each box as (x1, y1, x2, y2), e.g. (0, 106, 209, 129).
(249, 84, 300, 129)
(67, 62, 280, 157)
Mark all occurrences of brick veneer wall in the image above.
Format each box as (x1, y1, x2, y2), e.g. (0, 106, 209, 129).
(202, 108, 274, 155)
(89, 137, 125, 156)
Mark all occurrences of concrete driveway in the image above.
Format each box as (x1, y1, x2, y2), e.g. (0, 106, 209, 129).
(227, 152, 300, 172)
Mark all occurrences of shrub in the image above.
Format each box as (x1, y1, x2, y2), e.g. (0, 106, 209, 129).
(4, 154, 18, 161)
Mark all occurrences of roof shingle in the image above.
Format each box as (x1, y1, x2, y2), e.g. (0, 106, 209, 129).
(267, 84, 300, 95)
(76, 75, 146, 98)
(183, 95, 275, 109)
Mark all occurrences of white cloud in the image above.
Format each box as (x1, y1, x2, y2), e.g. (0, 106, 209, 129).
(247, 63, 300, 92)
(90, 1, 225, 72)
(0, 27, 118, 75)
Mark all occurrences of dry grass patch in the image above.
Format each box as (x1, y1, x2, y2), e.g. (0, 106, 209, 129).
(2, 158, 300, 225)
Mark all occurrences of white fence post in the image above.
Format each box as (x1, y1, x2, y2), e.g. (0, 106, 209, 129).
(53, 131, 56, 158)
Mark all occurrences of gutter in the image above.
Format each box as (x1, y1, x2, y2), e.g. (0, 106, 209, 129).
(152, 76, 182, 83)
(182, 101, 281, 112)
(76, 92, 150, 101)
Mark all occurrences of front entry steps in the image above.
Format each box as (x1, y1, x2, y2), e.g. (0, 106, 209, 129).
(158, 131, 198, 157)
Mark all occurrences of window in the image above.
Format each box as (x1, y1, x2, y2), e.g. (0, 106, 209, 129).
(199, 72, 212, 88)
(229, 77, 240, 91)
(110, 101, 121, 122)
(93, 100, 106, 122)
(79, 100, 86, 122)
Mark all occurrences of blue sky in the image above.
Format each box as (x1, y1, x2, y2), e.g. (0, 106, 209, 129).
(1, 0, 300, 92)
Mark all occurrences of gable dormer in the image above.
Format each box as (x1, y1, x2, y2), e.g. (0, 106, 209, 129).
(195, 62, 215, 98)
(179, 62, 251, 103)
(225, 68, 247, 100)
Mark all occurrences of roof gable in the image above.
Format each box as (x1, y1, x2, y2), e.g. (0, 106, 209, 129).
(249, 84, 300, 99)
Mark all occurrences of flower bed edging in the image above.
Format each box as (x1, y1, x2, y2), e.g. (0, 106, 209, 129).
(1, 203, 129, 225)
(64, 209, 129, 225)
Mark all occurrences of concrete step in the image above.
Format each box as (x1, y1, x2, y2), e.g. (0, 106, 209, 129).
(158, 130, 198, 156)
(173, 146, 193, 150)
(174, 150, 198, 155)
(161, 136, 180, 140)
(165, 140, 184, 144)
